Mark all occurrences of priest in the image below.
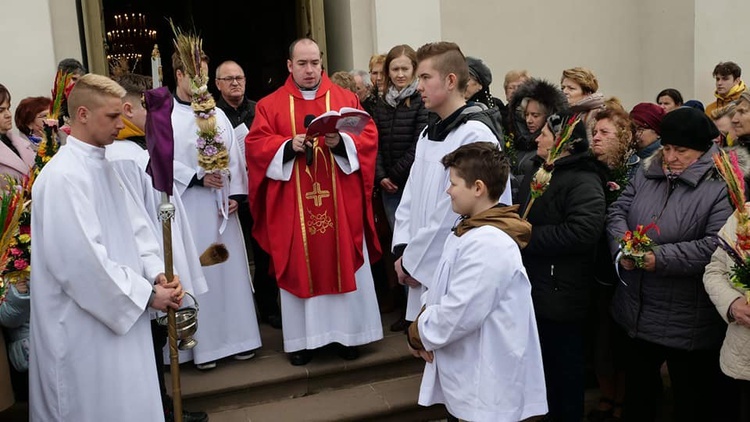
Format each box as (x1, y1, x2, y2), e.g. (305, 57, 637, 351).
(28, 74, 183, 421)
(246, 37, 383, 366)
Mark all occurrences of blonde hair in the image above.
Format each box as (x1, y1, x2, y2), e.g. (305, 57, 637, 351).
(561, 67, 599, 94)
(710, 103, 737, 120)
(368, 54, 386, 72)
(67, 74, 125, 121)
(504, 69, 530, 89)
(330, 71, 357, 93)
(604, 96, 625, 112)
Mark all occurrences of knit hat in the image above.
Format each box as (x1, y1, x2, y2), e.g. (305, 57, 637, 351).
(630, 102, 665, 135)
(466, 57, 492, 88)
(683, 99, 705, 112)
(546, 112, 589, 154)
(660, 107, 719, 151)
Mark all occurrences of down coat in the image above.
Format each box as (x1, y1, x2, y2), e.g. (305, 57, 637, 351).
(607, 145, 732, 350)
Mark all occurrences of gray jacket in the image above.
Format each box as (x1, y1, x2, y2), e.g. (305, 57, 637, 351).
(607, 144, 731, 350)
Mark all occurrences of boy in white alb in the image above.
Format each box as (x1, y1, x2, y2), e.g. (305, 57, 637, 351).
(407, 142, 547, 422)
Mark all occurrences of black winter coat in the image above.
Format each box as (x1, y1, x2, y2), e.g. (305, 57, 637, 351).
(373, 92, 429, 187)
(607, 145, 731, 350)
(519, 152, 607, 321)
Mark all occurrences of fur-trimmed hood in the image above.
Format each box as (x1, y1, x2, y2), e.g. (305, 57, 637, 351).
(508, 78, 569, 151)
(509, 78, 569, 119)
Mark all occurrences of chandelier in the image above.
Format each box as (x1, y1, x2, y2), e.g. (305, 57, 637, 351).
(106, 12, 157, 72)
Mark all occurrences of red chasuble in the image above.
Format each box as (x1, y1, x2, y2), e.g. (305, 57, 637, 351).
(246, 73, 381, 298)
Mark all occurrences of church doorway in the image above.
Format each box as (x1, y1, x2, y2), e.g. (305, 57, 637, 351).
(82, 0, 326, 101)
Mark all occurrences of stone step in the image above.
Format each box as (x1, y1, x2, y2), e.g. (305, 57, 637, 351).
(206, 373, 449, 422)
(171, 311, 427, 415)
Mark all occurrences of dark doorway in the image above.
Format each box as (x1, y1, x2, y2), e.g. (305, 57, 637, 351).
(101, 0, 298, 101)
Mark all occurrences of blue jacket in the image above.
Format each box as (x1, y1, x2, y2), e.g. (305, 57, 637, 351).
(0, 284, 30, 372)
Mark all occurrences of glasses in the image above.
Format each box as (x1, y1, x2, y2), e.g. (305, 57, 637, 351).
(216, 76, 245, 83)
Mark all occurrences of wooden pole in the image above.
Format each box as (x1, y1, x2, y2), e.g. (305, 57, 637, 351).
(160, 193, 182, 422)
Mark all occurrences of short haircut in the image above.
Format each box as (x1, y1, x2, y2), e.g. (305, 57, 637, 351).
(713, 61, 742, 79)
(115, 73, 152, 99)
(368, 54, 386, 72)
(561, 67, 599, 94)
(14, 96, 52, 136)
(0, 83, 9, 106)
(656, 88, 683, 106)
(67, 74, 126, 121)
(441, 141, 509, 202)
(416, 41, 469, 93)
(57, 58, 86, 75)
(288, 38, 320, 60)
(330, 71, 356, 92)
(504, 69, 530, 90)
(384, 44, 418, 91)
(171, 51, 210, 77)
(216, 60, 243, 78)
(349, 69, 372, 88)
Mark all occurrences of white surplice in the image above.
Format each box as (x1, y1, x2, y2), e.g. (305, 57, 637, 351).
(392, 121, 512, 320)
(417, 226, 548, 422)
(29, 136, 164, 421)
(267, 134, 383, 352)
(105, 139, 208, 298)
(169, 100, 261, 364)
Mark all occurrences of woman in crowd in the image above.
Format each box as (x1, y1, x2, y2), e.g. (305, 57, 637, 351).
(465, 56, 506, 135)
(655, 88, 683, 113)
(372, 44, 428, 332)
(0, 83, 36, 410)
(369, 53, 386, 99)
(0, 85, 36, 181)
(608, 107, 732, 422)
(588, 105, 638, 422)
(704, 197, 750, 422)
(519, 112, 606, 422)
(508, 78, 568, 197)
(710, 103, 737, 147)
(561, 67, 606, 138)
(14, 96, 51, 147)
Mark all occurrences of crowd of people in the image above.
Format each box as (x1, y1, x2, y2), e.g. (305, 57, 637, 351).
(0, 35, 749, 422)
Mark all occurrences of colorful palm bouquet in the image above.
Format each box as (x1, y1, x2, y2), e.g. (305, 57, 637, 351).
(618, 222, 659, 268)
(0, 175, 33, 301)
(171, 23, 228, 176)
(35, 69, 73, 176)
(522, 114, 582, 220)
(713, 149, 750, 302)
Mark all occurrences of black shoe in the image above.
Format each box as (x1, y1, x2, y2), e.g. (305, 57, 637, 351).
(289, 349, 313, 366)
(390, 318, 409, 333)
(261, 314, 283, 330)
(165, 409, 209, 422)
(336, 344, 360, 360)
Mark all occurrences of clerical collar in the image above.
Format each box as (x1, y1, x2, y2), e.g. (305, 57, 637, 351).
(296, 81, 321, 92)
(66, 135, 107, 159)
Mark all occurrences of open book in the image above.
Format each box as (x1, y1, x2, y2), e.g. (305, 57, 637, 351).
(306, 107, 371, 136)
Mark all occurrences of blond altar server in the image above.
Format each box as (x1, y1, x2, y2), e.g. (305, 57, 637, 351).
(29, 74, 183, 421)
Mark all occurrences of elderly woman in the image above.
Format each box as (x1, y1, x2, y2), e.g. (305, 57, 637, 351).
(561, 67, 605, 138)
(519, 112, 606, 422)
(608, 107, 732, 422)
(588, 107, 638, 422)
(14, 96, 51, 146)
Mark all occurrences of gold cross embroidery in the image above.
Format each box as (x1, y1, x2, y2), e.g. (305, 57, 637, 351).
(305, 182, 330, 207)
